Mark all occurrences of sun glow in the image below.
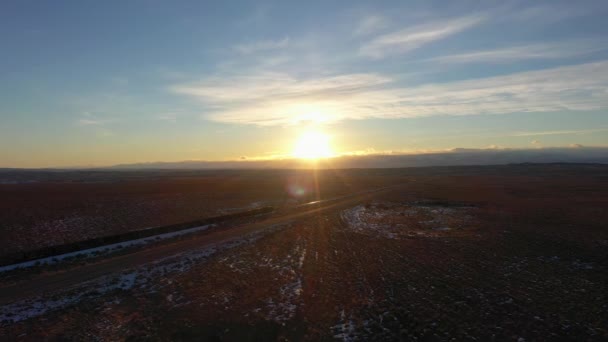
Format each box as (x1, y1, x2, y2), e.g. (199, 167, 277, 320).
(292, 131, 335, 159)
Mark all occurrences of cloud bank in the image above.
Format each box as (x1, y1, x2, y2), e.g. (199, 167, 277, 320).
(165, 2, 608, 134)
(173, 61, 608, 126)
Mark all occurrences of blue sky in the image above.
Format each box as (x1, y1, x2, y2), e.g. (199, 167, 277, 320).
(1, 0, 608, 167)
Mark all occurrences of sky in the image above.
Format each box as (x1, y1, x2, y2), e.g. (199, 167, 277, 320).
(1, 0, 608, 168)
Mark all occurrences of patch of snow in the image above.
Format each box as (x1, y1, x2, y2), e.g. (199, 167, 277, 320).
(0, 222, 291, 323)
(341, 201, 473, 239)
(258, 241, 307, 323)
(331, 309, 357, 341)
(571, 260, 595, 270)
(0, 271, 138, 323)
(0, 224, 214, 273)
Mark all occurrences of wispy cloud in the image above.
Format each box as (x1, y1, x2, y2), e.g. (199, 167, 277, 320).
(233, 37, 289, 54)
(169, 4, 608, 127)
(354, 15, 389, 36)
(77, 118, 104, 126)
(76, 112, 116, 126)
(359, 15, 485, 59)
(235, 5, 270, 27)
(510, 128, 608, 137)
(172, 60, 608, 126)
(156, 113, 178, 123)
(429, 39, 608, 64)
(172, 72, 391, 125)
(109, 76, 129, 86)
(508, 3, 599, 24)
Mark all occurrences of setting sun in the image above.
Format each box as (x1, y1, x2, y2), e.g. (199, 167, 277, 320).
(292, 131, 335, 159)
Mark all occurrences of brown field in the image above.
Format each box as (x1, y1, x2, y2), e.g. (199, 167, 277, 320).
(0, 169, 397, 259)
(0, 164, 607, 341)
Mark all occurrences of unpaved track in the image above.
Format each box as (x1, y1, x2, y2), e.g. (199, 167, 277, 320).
(0, 185, 403, 305)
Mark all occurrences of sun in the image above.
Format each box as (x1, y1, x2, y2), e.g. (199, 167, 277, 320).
(292, 131, 334, 159)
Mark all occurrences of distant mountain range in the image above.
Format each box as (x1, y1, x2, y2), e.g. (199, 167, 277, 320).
(108, 146, 608, 170)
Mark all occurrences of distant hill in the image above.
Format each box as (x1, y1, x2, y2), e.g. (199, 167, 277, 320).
(108, 147, 608, 170)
